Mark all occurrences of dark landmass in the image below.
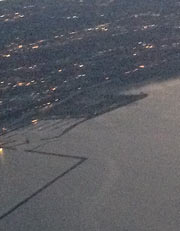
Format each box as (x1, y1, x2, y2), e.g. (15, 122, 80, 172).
(0, 0, 180, 132)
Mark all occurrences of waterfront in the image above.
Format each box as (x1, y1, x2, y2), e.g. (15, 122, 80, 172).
(2, 1, 180, 230)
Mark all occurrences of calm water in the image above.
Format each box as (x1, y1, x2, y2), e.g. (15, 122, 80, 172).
(0, 0, 180, 132)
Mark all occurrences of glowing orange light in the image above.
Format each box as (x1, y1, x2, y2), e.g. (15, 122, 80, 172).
(139, 65, 145, 69)
(0, 148, 3, 154)
(32, 119, 38, 125)
(17, 82, 24, 86)
(32, 45, 39, 49)
(3, 54, 11, 58)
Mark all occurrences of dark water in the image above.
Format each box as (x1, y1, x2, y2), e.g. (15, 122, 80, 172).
(0, 0, 180, 133)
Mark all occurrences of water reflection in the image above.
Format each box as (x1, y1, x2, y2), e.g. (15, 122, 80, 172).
(0, 0, 180, 132)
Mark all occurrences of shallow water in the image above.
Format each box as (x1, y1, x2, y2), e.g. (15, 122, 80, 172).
(0, 0, 180, 132)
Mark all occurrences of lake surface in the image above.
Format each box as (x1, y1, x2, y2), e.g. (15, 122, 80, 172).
(0, 0, 180, 133)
